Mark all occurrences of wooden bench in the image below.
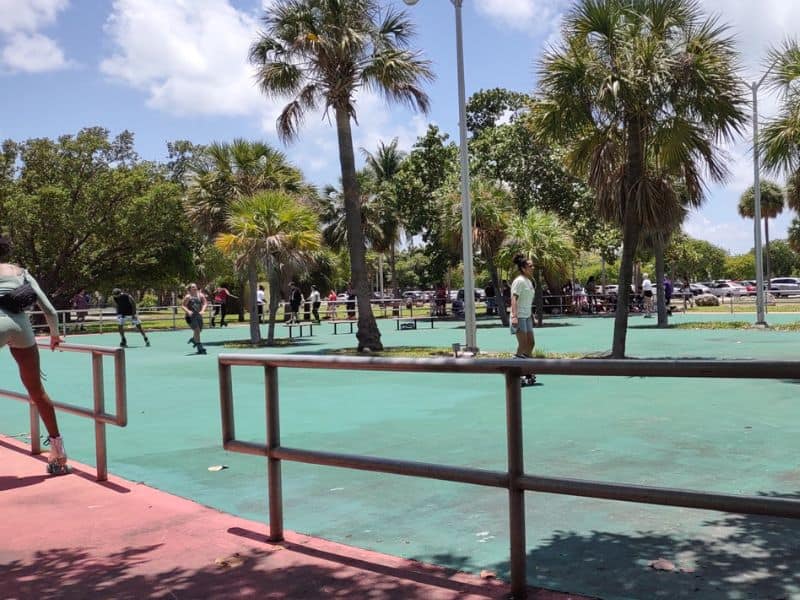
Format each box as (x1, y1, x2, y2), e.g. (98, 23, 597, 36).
(329, 320, 356, 335)
(283, 322, 313, 339)
(393, 316, 437, 331)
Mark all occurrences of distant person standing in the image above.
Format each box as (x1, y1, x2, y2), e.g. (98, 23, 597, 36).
(182, 283, 208, 354)
(72, 288, 90, 331)
(510, 255, 536, 386)
(308, 285, 321, 323)
(112, 288, 150, 348)
(641, 273, 654, 318)
(663, 276, 674, 315)
(256, 285, 265, 323)
(326, 289, 338, 320)
(211, 285, 236, 328)
(484, 281, 496, 316)
(346, 283, 356, 320)
(680, 277, 693, 310)
(585, 276, 598, 313)
(288, 282, 302, 323)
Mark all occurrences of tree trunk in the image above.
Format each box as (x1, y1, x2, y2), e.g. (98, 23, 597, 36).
(237, 281, 246, 322)
(611, 116, 644, 358)
(534, 268, 544, 327)
(764, 216, 772, 283)
(335, 107, 383, 351)
(247, 258, 261, 344)
(390, 244, 398, 299)
(655, 236, 669, 328)
(486, 255, 508, 326)
(266, 264, 280, 345)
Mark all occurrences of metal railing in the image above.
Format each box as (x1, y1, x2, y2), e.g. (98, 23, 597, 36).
(0, 340, 127, 481)
(218, 354, 800, 598)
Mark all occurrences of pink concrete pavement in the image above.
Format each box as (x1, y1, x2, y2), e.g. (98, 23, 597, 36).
(0, 436, 593, 600)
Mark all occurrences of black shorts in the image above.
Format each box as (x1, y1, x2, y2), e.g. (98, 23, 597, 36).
(185, 314, 203, 329)
(644, 290, 653, 298)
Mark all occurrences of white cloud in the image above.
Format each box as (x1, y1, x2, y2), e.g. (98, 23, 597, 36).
(2, 32, 67, 72)
(475, 0, 568, 37)
(100, 0, 266, 117)
(0, 0, 70, 73)
(0, 0, 68, 34)
(100, 0, 431, 184)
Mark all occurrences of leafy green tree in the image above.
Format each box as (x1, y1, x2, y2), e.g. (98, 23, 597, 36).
(465, 88, 527, 136)
(394, 125, 459, 240)
(665, 234, 728, 281)
(503, 209, 577, 326)
(0, 128, 192, 304)
(738, 181, 785, 281)
(766, 239, 798, 278)
(724, 253, 756, 281)
(439, 178, 513, 325)
(250, 0, 433, 352)
(533, 0, 746, 356)
(216, 191, 321, 344)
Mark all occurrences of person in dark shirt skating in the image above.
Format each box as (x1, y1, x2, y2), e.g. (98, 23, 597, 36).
(112, 288, 150, 348)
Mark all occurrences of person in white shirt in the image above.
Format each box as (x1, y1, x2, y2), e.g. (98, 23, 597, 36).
(641, 273, 654, 317)
(256, 285, 265, 323)
(510, 254, 536, 386)
(308, 285, 321, 323)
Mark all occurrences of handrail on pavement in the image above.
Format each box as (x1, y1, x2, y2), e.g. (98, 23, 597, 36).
(218, 354, 800, 598)
(0, 340, 127, 481)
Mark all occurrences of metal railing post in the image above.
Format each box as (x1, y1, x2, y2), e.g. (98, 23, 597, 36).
(266, 365, 284, 541)
(92, 352, 108, 481)
(29, 404, 41, 454)
(505, 371, 527, 598)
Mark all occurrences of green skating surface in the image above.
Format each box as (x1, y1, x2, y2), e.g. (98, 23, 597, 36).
(3, 313, 800, 600)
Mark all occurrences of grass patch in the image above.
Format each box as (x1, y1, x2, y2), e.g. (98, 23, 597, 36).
(673, 321, 800, 331)
(222, 338, 296, 348)
(322, 346, 583, 359)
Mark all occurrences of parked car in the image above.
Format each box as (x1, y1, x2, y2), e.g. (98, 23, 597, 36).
(769, 277, 800, 296)
(601, 284, 635, 296)
(456, 288, 485, 301)
(689, 283, 711, 296)
(734, 280, 756, 296)
(708, 281, 746, 297)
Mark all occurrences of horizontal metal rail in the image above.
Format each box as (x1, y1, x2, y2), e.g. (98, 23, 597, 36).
(0, 340, 127, 481)
(218, 353, 800, 598)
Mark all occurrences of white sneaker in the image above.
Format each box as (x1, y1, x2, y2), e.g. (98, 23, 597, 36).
(46, 436, 70, 476)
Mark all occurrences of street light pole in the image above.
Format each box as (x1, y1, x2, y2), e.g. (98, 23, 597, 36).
(750, 80, 767, 326)
(404, 0, 478, 352)
(749, 59, 780, 327)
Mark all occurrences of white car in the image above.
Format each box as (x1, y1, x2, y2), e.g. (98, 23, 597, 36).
(708, 281, 746, 297)
(769, 277, 800, 297)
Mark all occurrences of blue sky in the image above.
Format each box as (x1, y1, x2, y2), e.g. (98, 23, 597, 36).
(1, 0, 798, 254)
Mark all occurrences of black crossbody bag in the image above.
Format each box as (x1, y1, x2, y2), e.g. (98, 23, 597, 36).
(0, 272, 38, 313)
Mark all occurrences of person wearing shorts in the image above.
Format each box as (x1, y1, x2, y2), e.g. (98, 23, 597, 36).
(112, 288, 150, 348)
(0, 235, 69, 475)
(510, 254, 536, 386)
(641, 273, 654, 317)
(182, 283, 208, 354)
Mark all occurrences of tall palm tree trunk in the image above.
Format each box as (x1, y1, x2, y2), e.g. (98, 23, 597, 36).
(612, 118, 644, 358)
(486, 256, 508, 326)
(764, 217, 772, 283)
(655, 237, 669, 327)
(390, 244, 398, 299)
(335, 107, 383, 351)
(247, 258, 261, 344)
(266, 264, 280, 345)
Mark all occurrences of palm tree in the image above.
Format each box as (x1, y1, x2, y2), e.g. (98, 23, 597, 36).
(738, 181, 785, 281)
(184, 139, 314, 337)
(362, 138, 405, 298)
(216, 191, 321, 344)
(249, 0, 433, 351)
(320, 171, 384, 253)
(440, 178, 512, 325)
(761, 40, 800, 268)
(503, 209, 577, 327)
(532, 0, 746, 357)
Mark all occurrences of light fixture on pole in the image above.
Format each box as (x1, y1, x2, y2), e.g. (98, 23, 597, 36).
(404, 0, 478, 352)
